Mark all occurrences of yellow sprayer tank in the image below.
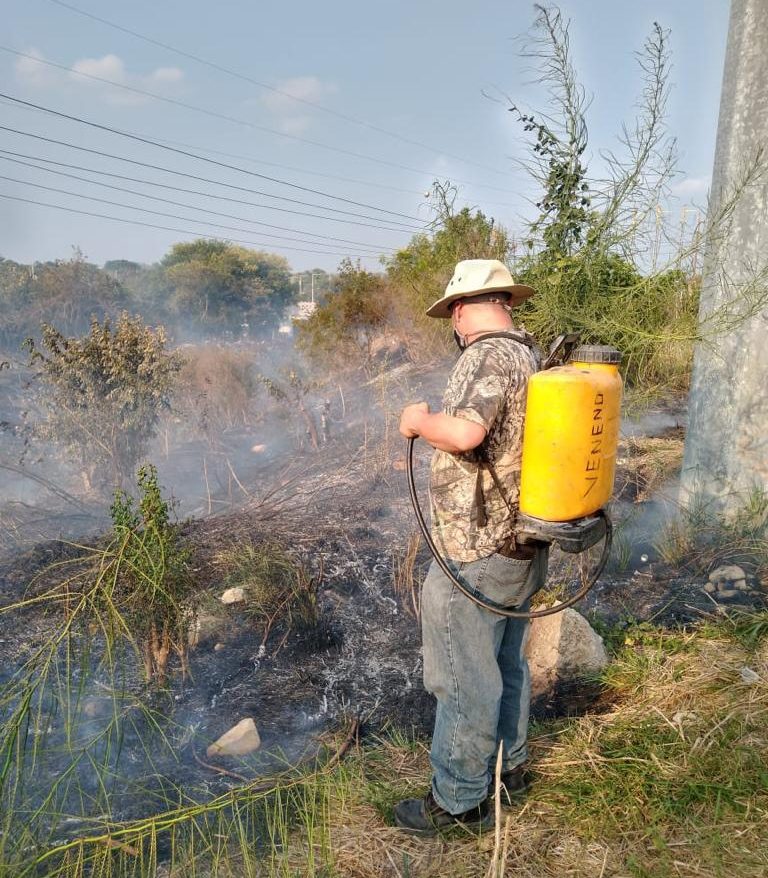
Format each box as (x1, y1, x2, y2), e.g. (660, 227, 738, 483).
(519, 345, 623, 522)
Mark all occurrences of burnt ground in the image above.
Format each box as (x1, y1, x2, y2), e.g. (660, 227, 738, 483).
(0, 366, 766, 830)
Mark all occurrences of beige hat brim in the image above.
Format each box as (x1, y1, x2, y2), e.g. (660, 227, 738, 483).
(425, 283, 536, 319)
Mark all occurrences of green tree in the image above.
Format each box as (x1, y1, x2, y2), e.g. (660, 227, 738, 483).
(103, 259, 144, 283)
(295, 258, 389, 374)
(25, 313, 183, 493)
(162, 239, 295, 334)
(385, 184, 511, 359)
(0, 252, 126, 346)
(0, 258, 35, 347)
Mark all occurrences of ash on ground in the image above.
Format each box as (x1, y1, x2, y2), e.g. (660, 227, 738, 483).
(0, 367, 764, 829)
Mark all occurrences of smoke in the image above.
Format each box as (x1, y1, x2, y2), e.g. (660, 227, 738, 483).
(612, 475, 682, 567)
(0, 327, 435, 562)
(1, 336, 699, 861)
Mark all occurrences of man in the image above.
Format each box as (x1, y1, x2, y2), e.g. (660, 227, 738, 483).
(395, 259, 548, 836)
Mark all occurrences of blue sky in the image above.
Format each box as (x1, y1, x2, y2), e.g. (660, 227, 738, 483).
(0, 0, 729, 272)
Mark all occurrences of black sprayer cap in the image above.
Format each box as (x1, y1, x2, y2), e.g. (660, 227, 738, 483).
(569, 345, 622, 365)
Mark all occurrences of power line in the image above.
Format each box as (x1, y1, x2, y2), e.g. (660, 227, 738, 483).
(0, 49, 487, 188)
(0, 89, 422, 223)
(1, 91, 520, 207)
(0, 147, 407, 245)
(0, 149, 400, 249)
(44, 0, 509, 178)
(153, 136, 428, 199)
(0, 153, 395, 252)
(0, 92, 427, 200)
(0, 173, 391, 254)
(147, 133, 521, 208)
(0, 124, 424, 233)
(0, 191, 381, 258)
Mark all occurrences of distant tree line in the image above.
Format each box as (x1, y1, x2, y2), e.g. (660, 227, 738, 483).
(0, 239, 335, 348)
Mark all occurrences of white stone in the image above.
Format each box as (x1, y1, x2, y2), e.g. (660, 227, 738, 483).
(708, 565, 747, 585)
(740, 666, 760, 684)
(526, 606, 609, 698)
(206, 718, 261, 758)
(220, 587, 246, 605)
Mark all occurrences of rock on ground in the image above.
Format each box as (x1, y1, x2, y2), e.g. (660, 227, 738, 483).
(206, 718, 261, 758)
(705, 564, 749, 598)
(220, 586, 246, 605)
(708, 564, 747, 586)
(526, 607, 609, 699)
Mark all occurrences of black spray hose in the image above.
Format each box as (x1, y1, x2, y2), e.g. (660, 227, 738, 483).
(406, 437, 612, 620)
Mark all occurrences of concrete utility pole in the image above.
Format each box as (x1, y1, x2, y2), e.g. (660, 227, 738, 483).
(680, 0, 768, 514)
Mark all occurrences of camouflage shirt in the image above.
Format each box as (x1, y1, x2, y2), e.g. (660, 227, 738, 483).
(429, 333, 539, 562)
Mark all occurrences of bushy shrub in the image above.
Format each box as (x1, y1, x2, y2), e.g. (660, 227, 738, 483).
(503, 10, 701, 394)
(109, 464, 195, 684)
(294, 259, 389, 375)
(516, 252, 699, 389)
(24, 313, 183, 493)
(385, 196, 511, 362)
(296, 196, 514, 374)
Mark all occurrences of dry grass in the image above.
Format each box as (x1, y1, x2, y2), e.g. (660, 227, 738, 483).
(617, 433, 685, 502)
(20, 617, 768, 877)
(176, 344, 259, 440)
(392, 532, 422, 620)
(211, 540, 320, 645)
(654, 487, 768, 580)
(280, 621, 768, 877)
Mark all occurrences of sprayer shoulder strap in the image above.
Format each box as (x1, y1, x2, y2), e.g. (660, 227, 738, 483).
(464, 330, 537, 353)
(473, 441, 517, 513)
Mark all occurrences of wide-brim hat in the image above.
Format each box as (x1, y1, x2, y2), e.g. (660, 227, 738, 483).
(425, 259, 535, 319)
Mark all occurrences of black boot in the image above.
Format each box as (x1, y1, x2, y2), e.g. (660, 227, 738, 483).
(495, 765, 532, 807)
(393, 790, 493, 837)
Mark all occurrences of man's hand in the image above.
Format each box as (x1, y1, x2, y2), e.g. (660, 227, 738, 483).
(399, 401, 429, 438)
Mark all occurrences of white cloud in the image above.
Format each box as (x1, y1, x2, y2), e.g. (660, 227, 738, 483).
(672, 176, 710, 199)
(262, 75, 335, 113)
(70, 53, 126, 83)
(150, 66, 184, 84)
(260, 76, 336, 134)
(14, 48, 58, 87)
(13, 48, 183, 106)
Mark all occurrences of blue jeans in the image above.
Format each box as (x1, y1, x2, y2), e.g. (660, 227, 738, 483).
(421, 548, 548, 814)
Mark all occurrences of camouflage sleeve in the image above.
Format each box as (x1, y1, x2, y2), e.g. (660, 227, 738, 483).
(444, 341, 521, 431)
